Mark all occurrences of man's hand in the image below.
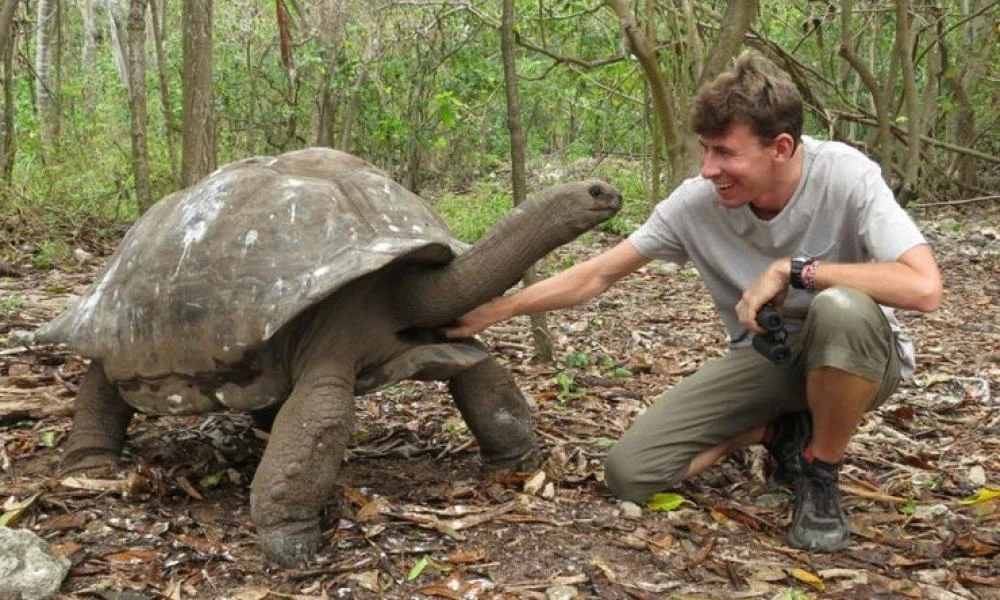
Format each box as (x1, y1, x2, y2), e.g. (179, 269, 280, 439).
(737, 258, 790, 334)
(442, 297, 509, 339)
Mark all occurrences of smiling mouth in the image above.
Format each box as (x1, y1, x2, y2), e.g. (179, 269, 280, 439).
(716, 182, 735, 192)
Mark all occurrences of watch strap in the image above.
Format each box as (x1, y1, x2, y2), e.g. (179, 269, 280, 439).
(790, 256, 813, 289)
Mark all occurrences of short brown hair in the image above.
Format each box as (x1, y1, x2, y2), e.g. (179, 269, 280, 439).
(692, 52, 803, 146)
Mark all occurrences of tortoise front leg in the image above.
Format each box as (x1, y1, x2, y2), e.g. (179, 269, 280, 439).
(249, 371, 355, 567)
(448, 339, 539, 471)
(60, 363, 135, 475)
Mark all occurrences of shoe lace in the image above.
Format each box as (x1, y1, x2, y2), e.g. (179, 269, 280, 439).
(802, 473, 840, 518)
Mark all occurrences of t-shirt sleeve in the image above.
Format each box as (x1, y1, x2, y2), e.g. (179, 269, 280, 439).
(628, 183, 693, 265)
(855, 168, 928, 261)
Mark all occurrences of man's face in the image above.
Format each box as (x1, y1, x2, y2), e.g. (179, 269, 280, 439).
(698, 122, 778, 209)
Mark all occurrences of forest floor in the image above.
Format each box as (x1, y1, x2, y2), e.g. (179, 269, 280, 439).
(1, 202, 998, 600)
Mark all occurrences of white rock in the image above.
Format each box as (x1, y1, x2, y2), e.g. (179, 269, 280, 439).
(620, 501, 643, 520)
(968, 465, 987, 487)
(545, 584, 579, 600)
(0, 527, 71, 600)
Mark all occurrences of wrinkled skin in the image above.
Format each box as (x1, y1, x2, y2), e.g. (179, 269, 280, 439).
(43, 149, 622, 566)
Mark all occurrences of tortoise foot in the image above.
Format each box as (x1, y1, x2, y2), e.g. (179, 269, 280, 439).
(257, 521, 324, 567)
(58, 448, 121, 478)
(482, 446, 541, 472)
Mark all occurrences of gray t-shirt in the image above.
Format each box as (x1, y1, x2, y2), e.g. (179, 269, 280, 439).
(629, 136, 927, 378)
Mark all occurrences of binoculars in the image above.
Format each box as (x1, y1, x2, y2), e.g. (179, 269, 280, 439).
(752, 303, 791, 364)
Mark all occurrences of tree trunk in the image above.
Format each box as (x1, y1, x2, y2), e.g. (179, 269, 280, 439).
(603, 0, 684, 178)
(126, 0, 151, 211)
(0, 0, 16, 56)
(502, 0, 552, 363)
(645, 0, 661, 204)
(0, 0, 16, 179)
(34, 0, 57, 150)
(314, 0, 347, 147)
(76, 0, 98, 110)
(696, 0, 757, 88)
(336, 64, 367, 152)
(106, 0, 130, 86)
(149, 0, 177, 184)
(181, 0, 215, 187)
(894, 0, 920, 206)
(839, 0, 892, 169)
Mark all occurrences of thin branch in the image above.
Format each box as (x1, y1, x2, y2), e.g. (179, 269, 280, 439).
(911, 195, 1000, 208)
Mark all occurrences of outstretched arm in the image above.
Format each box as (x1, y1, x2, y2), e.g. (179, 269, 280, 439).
(736, 243, 942, 332)
(443, 239, 651, 338)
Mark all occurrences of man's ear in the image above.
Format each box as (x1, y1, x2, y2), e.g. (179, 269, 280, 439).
(772, 133, 797, 161)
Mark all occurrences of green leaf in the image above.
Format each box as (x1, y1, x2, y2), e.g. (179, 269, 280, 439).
(896, 498, 917, 515)
(0, 493, 41, 527)
(39, 431, 58, 447)
(407, 555, 430, 581)
(564, 351, 591, 369)
(199, 470, 226, 488)
(959, 487, 1000, 505)
(646, 492, 691, 512)
(594, 437, 616, 450)
(611, 367, 631, 378)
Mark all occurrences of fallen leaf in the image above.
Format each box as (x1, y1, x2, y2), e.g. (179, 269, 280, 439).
(445, 547, 488, 564)
(408, 555, 431, 581)
(0, 493, 40, 526)
(789, 567, 825, 591)
(959, 486, 1000, 505)
(647, 492, 691, 512)
(103, 548, 161, 563)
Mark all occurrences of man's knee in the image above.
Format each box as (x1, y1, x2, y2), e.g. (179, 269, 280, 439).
(809, 286, 876, 322)
(604, 441, 686, 503)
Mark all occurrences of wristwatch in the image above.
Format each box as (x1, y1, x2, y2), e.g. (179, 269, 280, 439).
(790, 256, 814, 289)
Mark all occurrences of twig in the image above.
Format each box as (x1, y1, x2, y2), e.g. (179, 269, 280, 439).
(912, 195, 1000, 207)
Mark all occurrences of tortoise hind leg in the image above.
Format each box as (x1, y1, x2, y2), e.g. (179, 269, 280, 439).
(60, 363, 135, 476)
(447, 339, 539, 471)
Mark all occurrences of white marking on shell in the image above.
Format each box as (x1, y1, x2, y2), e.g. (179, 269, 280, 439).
(411, 225, 424, 234)
(215, 391, 225, 401)
(388, 225, 401, 233)
(383, 182, 392, 196)
(241, 229, 259, 259)
(71, 254, 122, 329)
(313, 265, 330, 279)
(371, 241, 396, 253)
(173, 186, 226, 278)
(289, 203, 296, 224)
(167, 394, 184, 412)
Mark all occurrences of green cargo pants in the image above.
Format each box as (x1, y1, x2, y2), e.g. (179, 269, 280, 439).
(604, 287, 903, 502)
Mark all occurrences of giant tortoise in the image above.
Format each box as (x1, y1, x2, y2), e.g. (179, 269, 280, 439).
(34, 147, 622, 566)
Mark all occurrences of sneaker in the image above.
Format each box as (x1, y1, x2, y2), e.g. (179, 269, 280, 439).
(764, 411, 812, 487)
(787, 460, 850, 552)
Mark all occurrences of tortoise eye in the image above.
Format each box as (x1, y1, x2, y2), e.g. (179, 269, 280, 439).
(588, 184, 604, 198)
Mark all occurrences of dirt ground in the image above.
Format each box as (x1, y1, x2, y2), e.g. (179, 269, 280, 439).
(1, 202, 998, 600)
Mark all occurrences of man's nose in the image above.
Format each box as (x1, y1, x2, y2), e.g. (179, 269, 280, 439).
(700, 153, 720, 178)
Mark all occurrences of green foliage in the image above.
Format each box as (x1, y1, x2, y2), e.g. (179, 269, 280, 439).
(432, 183, 512, 243)
(554, 370, 580, 401)
(564, 350, 592, 369)
(3, 0, 996, 249)
(30, 241, 72, 271)
(2, 295, 25, 317)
